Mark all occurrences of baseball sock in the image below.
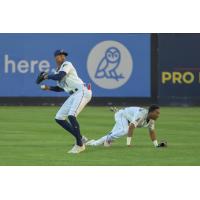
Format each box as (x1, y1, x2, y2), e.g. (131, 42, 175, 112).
(55, 119, 77, 138)
(68, 115, 83, 146)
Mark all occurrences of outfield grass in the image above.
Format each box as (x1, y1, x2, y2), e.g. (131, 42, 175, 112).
(0, 106, 199, 166)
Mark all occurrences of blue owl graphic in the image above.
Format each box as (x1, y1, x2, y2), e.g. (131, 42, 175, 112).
(95, 47, 124, 81)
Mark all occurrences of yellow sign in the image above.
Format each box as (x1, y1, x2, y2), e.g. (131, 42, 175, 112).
(161, 71, 199, 84)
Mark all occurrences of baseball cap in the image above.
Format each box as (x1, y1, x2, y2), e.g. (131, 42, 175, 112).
(54, 49, 68, 57)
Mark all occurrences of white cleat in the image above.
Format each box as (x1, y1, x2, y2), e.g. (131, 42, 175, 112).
(86, 139, 96, 146)
(72, 136, 88, 146)
(82, 135, 88, 144)
(104, 140, 112, 147)
(68, 144, 85, 154)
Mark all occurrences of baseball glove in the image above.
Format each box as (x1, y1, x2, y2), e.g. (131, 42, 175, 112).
(157, 140, 167, 148)
(110, 107, 118, 113)
(36, 72, 47, 84)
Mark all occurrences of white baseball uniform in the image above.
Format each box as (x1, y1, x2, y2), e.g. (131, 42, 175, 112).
(55, 61, 92, 119)
(91, 107, 155, 145)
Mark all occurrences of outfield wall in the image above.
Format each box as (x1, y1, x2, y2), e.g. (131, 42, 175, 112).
(0, 33, 156, 106)
(157, 34, 200, 106)
(0, 33, 199, 106)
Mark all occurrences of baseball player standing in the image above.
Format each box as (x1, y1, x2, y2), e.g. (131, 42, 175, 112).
(37, 49, 92, 154)
(86, 105, 167, 148)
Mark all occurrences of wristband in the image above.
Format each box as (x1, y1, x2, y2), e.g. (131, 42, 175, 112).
(127, 137, 132, 145)
(153, 140, 158, 147)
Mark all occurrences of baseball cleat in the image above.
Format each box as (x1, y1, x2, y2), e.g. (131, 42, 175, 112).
(68, 144, 85, 154)
(82, 135, 88, 144)
(72, 136, 88, 147)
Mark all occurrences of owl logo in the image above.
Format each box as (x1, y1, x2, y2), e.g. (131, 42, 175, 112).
(95, 47, 124, 81)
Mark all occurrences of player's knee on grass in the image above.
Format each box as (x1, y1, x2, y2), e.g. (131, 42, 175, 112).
(107, 127, 127, 141)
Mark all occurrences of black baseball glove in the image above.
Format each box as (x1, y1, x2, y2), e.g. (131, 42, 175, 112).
(36, 72, 48, 84)
(157, 140, 167, 148)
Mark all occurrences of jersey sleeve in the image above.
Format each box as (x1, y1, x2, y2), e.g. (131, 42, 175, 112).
(129, 112, 144, 128)
(60, 62, 72, 74)
(130, 117, 143, 127)
(128, 108, 148, 128)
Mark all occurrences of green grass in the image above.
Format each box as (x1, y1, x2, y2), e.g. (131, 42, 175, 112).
(0, 106, 200, 166)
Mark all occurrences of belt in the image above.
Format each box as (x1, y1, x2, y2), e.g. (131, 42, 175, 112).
(69, 88, 78, 95)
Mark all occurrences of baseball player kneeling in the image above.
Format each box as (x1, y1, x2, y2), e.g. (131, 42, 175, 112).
(36, 49, 92, 154)
(86, 105, 167, 148)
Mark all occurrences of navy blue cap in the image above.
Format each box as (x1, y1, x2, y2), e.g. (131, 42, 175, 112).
(54, 49, 68, 57)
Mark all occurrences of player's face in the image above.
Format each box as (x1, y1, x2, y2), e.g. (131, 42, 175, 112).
(149, 109, 160, 120)
(55, 54, 66, 65)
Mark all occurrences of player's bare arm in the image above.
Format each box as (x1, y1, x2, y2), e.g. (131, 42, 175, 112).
(127, 123, 135, 146)
(149, 129, 158, 147)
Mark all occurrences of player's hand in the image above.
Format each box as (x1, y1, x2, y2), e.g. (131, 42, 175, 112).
(157, 140, 167, 148)
(40, 84, 50, 91)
